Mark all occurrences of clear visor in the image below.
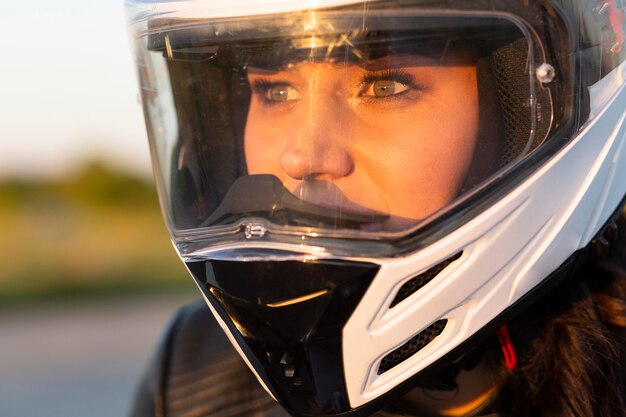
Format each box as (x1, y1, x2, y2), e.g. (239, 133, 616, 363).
(129, 6, 556, 255)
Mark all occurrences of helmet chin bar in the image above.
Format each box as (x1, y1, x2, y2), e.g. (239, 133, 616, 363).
(184, 243, 594, 417)
(186, 257, 380, 415)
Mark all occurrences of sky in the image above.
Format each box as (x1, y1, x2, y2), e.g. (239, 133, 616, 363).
(0, 1, 151, 179)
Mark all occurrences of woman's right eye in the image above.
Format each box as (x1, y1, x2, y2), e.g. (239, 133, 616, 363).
(361, 79, 410, 98)
(261, 83, 301, 103)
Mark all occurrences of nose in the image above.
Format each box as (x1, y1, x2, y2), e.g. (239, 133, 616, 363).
(279, 102, 354, 181)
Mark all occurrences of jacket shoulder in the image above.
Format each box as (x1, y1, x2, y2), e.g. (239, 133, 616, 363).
(129, 300, 287, 417)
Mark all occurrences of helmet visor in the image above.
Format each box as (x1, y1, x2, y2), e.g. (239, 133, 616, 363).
(128, 3, 562, 255)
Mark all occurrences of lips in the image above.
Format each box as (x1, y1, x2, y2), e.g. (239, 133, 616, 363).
(292, 180, 389, 217)
(291, 180, 422, 231)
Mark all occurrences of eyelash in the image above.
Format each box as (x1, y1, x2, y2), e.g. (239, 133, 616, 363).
(359, 69, 418, 89)
(250, 69, 424, 104)
(251, 79, 280, 94)
(357, 69, 423, 101)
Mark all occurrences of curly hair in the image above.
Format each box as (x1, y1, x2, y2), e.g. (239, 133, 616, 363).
(493, 213, 626, 417)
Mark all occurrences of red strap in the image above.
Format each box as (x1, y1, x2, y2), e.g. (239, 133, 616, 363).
(608, 0, 626, 53)
(496, 325, 517, 371)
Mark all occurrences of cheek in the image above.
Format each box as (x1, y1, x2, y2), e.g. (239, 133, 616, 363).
(244, 103, 282, 175)
(244, 130, 265, 174)
(354, 75, 480, 218)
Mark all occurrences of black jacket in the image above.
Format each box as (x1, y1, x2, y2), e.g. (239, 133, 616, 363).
(129, 301, 289, 417)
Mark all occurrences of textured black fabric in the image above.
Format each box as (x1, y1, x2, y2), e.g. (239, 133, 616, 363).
(378, 320, 448, 375)
(128, 301, 288, 417)
(488, 38, 552, 166)
(389, 253, 463, 308)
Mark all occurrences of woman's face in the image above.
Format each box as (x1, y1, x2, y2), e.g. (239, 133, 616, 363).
(244, 54, 485, 231)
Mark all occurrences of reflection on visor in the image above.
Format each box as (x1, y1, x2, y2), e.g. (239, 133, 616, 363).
(151, 15, 521, 69)
(201, 175, 389, 228)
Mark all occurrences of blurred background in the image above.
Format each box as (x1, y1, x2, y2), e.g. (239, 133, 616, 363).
(0, 2, 197, 416)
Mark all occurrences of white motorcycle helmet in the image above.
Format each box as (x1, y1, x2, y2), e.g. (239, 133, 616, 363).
(125, 0, 626, 415)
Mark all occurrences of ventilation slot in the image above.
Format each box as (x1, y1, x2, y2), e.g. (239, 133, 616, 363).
(389, 252, 462, 308)
(377, 319, 447, 375)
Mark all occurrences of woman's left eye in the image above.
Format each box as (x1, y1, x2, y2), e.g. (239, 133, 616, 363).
(361, 79, 410, 98)
(265, 84, 301, 102)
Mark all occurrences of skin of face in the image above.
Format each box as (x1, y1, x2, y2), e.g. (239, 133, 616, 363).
(244, 54, 484, 231)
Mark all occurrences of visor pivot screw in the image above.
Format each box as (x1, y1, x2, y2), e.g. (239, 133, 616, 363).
(536, 63, 556, 84)
(245, 223, 266, 239)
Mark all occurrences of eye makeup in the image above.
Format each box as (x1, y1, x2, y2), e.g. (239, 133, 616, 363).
(251, 79, 300, 105)
(249, 66, 427, 107)
(356, 68, 426, 102)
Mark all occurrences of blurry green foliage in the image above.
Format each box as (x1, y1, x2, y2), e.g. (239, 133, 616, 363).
(0, 162, 192, 305)
(58, 162, 158, 207)
(0, 162, 157, 209)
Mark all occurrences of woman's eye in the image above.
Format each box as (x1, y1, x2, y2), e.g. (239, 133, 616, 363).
(265, 84, 301, 102)
(362, 79, 410, 98)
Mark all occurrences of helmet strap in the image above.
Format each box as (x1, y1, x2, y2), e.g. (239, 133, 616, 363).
(495, 325, 517, 371)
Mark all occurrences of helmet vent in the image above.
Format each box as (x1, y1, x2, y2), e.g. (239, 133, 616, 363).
(377, 319, 447, 375)
(389, 252, 462, 308)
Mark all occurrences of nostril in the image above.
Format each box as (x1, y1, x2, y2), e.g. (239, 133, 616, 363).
(280, 145, 354, 180)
